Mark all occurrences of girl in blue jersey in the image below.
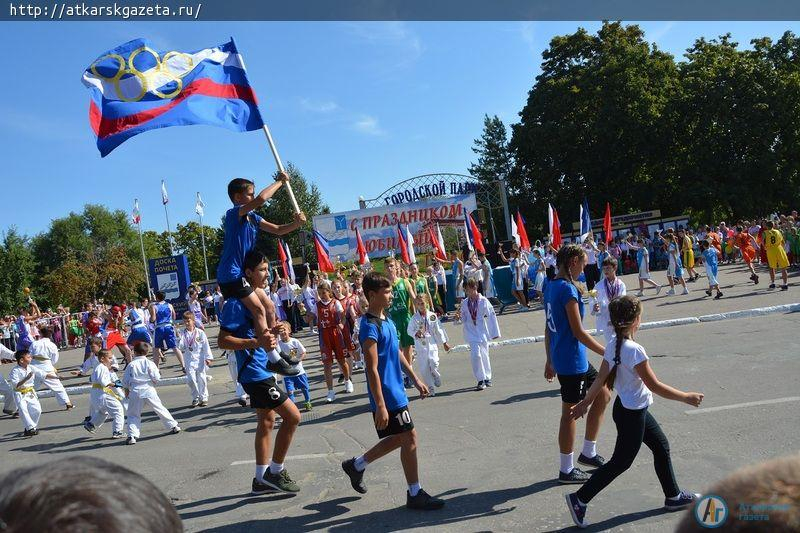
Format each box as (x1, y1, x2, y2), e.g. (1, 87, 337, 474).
(543, 244, 611, 485)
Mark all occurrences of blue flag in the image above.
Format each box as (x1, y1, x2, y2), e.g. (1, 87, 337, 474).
(579, 199, 592, 242)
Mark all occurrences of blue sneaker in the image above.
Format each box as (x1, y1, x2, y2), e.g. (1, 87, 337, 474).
(665, 490, 700, 511)
(565, 493, 588, 528)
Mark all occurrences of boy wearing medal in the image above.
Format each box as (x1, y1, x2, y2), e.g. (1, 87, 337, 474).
(277, 321, 312, 411)
(589, 257, 627, 345)
(407, 294, 451, 396)
(179, 311, 214, 407)
(460, 278, 501, 391)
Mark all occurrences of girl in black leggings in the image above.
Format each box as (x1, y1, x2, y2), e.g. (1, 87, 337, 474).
(565, 295, 705, 528)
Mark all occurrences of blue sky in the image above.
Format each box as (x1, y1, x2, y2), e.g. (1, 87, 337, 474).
(1, 21, 798, 237)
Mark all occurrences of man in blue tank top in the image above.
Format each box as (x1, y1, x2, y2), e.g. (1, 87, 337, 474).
(149, 291, 184, 370)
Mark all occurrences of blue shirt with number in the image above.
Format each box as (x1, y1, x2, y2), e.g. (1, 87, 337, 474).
(543, 278, 587, 375)
(358, 314, 408, 412)
(219, 298, 274, 383)
(217, 207, 265, 284)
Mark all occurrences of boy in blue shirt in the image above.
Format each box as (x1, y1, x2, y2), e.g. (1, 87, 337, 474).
(700, 240, 723, 299)
(341, 272, 445, 511)
(218, 173, 306, 375)
(217, 251, 303, 495)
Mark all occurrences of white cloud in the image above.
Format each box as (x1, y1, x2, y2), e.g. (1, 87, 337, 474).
(340, 22, 423, 73)
(352, 115, 385, 136)
(300, 98, 339, 113)
(520, 22, 537, 55)
(648, 22, 676, 44)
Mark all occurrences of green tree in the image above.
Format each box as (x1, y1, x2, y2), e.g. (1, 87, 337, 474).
(172, 221, 222, 282)
(469, 115, 514, 184)
(0, 228, 36, 313)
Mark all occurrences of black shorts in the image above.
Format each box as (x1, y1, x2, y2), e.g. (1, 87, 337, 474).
(557, 363, 598, 404)
(241, 377, 289, 410)
(375, 405, 415, 439)
(220, 278, 254, 300)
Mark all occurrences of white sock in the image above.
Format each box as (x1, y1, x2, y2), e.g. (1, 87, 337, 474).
(560, 452, 574, 474)
(269, 460, 284, 474)
(255, 464, 268, 481)
(582, 440, 597, 458)
(354, 454, 368, 472)
(266, 349, 282, 363)
(408, 482, 421, 497)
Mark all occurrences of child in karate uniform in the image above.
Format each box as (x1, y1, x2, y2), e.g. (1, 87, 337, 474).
(84, 349, 125, 438)
(8, 349, 60, 436)
(460, 278, 501, 391)
(589, 256, 627, 345)
(407, 294, 451, 396)
(122, 342, 180, 445)
(0, 343, 18, 416)
(179, 311, 214, 408)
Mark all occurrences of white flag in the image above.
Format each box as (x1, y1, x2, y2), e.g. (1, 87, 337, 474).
(195, 192, 205, 217)
(161, 180, 169, 205)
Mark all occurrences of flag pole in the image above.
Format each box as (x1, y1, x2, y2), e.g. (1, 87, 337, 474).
(261, 124, 301, 214)
(197, 192, 210, 280)
(164, 202, 175, 256)
(134, 199, 152, 298)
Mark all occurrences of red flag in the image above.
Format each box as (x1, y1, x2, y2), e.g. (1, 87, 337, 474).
(552, 209, 562, 249)
(467, 212, 486, 254)
(313, 230, 336, 273)
(277, 239, 289, 279)
(355, 228, 370, 266)
(516, 211, 531, 250)
(397, 224, 411, 265)
(603, 202, 612, 244)
(428, 225, 447, 261)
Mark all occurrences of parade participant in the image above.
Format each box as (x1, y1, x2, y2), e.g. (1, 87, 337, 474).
(407, 294, 451, 396)
(566, 296, 702, 528)
(83, 349, 125, 438)
(460, 278, 501, 390)
(528, 249, 546, 301)
(451, 252, 465, 301)
(122, 342, 181, 445)
(409, 263, 431, 302)
(384, 257, 417, 387)
(102, 306, 132, 363)
(342, 279, 365, 371)
(341, 271, 445, 511)
(218, 250, 302, 494)
(544, 244, 611, 484)
(582, 237, 601, 292)
(301, 270, 318, 334)
(763, 220, 790, 290)
(178, 311, 214, 408)
(498, 245, 529, 309)
(14, 300, 40, 352)
(678, 228, 699, 282)
(317, 281, 353, 402)
(431, 259, 448, 316)
(660, 232, 689, 295)
(332, 279, 360, 370)
(187, 287, 208, 330)
(277, 321, 312, 411)
(478, 252, 496, 299)
(8, 349, 60, 437)
(626, 236, 661, 296)
(463, 252, 484, 295)
(699, 240, 723, 299)
(733, 225, 760, 284)
(149, 292, 185, 370)
(0, 343, 18, 417)
(590, 256, 627, 345)
(126, 300, 152, 347)
(29, 325, 73, 410)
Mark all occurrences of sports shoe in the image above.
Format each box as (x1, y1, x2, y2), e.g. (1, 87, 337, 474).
(566, 493, 588, 528)
(406, 489, 445, 510)
(126, 436, 137, 445)
(705, 289, 712, 297)
(344, 380, 354, 393)
(681, 288, 690, 295)
(769, 283, 776, 289)
(666, 289, 675, 296)
(251, 477, 276, 495)
(577, 453, 605, 468)
(266, 358, 301, 377)
(655, 285, 663, 295)
(84, 421, 96, 434)
(484, 379, 492, 387)
(337, 373, 345, 384)
(715, 292, 724, 299)
(635, 290, 644, 297)
(341, 458, 367, 494)
(65, 403, 75, 411)
(433, 375, 442, 387)
(754, 275, 760, 284)
(326, 390, 336, 403)
(263, 468, 300, 493)
(199, 400, 208, 407)
(558, 467, 590, 484)
(781, 284, 789, 291)
(23, 428, 37, 437)
(169, 426, 181, 435)
(237, 398, 248, 407)
(476, 381, 486, 391)
(304, 401, 313, 411)
(111, 431, 124, 439)
(664, 490, 700, 511)
(190, 398, 200, 408)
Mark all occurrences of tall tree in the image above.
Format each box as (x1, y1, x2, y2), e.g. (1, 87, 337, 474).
(469, 115, 514, 184)
(0, 228, 36, 313)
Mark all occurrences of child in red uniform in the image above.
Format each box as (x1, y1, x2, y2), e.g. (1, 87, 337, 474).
(317, 282, 353, 403)
(103, 306, 132, 364)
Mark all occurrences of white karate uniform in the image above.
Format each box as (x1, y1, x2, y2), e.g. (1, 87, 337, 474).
(407, 311, 449, 390)
(89, 364, 125, 434)
(178, 328, 213, 402)
(0, 343, 18, 414)
(590, 278, 627, 345)
(122, 356, 178, 438)
(29, 338, 71, 407)
(226, 351, 248, 402)
(8, 365, 46, 431)
(460, 295, 501, 382)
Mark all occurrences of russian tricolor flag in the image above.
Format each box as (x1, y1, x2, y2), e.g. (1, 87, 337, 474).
(313, 230, 335, 273)
(82, 38, 264, 157)
(277, 239, 296, 283)
(464, 208, 485, 254)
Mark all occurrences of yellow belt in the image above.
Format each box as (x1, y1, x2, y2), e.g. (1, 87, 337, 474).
(17, 387, 34, 394)
(92, 383, 123, 402)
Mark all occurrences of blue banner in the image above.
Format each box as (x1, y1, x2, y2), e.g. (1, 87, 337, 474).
(148, 255, 192, 316)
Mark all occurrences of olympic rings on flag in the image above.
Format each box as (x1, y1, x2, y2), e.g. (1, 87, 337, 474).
(89, 46, 195, 102)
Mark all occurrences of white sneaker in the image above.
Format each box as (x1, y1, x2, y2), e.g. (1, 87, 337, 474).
(682, 288, 690, 295)
(326, 390, 336, 403)
(433, 375, 442, 387)
(428, 388, 436, 397)
(666, 289, 675, 295)
(344, 380, 354, 393)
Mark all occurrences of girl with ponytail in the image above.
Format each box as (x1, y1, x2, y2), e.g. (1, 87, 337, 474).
(543, 243, 611, 485)
(565, 295, 705, 528)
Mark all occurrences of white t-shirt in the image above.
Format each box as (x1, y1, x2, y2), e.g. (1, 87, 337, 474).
(278, 338, 306, 375)
(583, 245, 597, 265)
(603, 337, 653, 410)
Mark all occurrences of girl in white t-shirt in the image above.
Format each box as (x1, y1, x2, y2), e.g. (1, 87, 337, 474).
(565, 295, 704, 528)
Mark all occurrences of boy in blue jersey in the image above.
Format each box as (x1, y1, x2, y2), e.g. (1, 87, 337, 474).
(341, 272, 445, 511)
(217, 250, 302, 495)
(148, 291, 185, 370)
(699, 240, 723, 299)
(218, 173, 306, 374)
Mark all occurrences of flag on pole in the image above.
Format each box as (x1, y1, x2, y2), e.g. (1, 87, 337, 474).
(396, 224, 411, 265)
(462, 209, 474, 252)
(277, 240, 296, 283)
(516, 211, 531, 250)
(464, 209, 486, 254)
(552, 208, 562, 249)
(82, 38, 265, 157)
(406, 225, 417, 264)
(355, 228, 370, 266)
(510, 215, 520, 247)
(436, 224, 447, 260)
(195, 192, 205, 217)
(579, 198, 592, 242)
(313, 230, 335, 273)
(428, 224, 447, 261)
(131, 199, 141, 224)
(161, 180, 169, 205)
(603, 202, 612, 244)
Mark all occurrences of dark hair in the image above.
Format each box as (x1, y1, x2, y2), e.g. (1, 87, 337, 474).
(14, 350, 29, 361)
(155, 291, 165, 301)
(604, 296, 642, 390)
(97, 349, 113, 360)
(556, 243, 587, 295)
(133, 342, 151, 356)
(601, 256, 618, 269)
(362, 271, 391, 302)
(88, 337, 103, 348)
(766, 220, 775, 229)
(243, 250, 267, 273)
(464, 278, 478, 290)
(38, 325, 52, 339)
(227, 177, 255, 203)
(0, 456, 182, 532)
